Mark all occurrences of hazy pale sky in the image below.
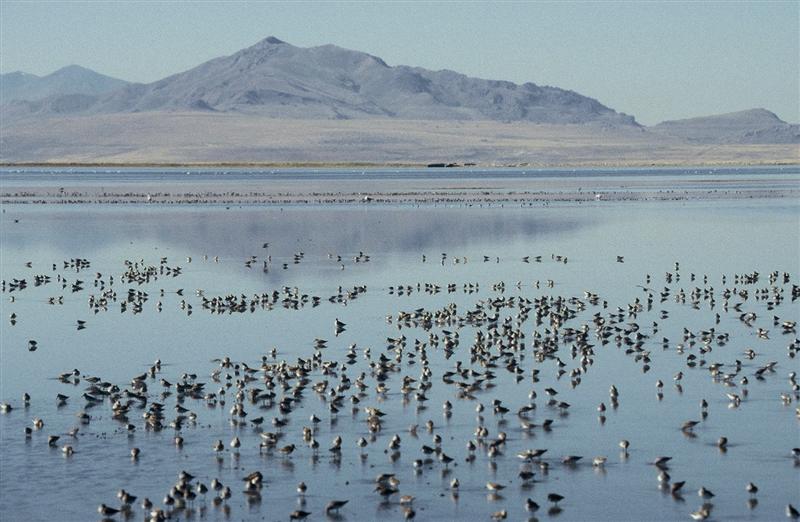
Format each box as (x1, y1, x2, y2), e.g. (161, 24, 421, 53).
(0, 1, 797, 125)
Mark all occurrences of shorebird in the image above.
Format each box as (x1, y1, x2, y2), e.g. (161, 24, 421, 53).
(117, 489, 137, 506)
(698, 486, 715, 498)
(98, 504, 120, 516)
(562, 455, 583, 465)
(399, 495, 415, 505)
(681, 420, 700, 432)
(525, 498, 540, 512)
(325, 500, 348, 513)
(439, 452, 454, 467)
(652, 456, 672, 468)
(280, 444, 296, 457)
(690, 506, 710, 520)
(592, 456, 607, 467)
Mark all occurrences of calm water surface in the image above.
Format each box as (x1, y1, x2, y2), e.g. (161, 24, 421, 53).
(0, 169, 798, 522)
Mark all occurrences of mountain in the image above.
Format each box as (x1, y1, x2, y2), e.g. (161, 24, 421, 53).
(3, 37, 638, 126)
(2, 38, 795, 164)
(650, 108, 799, 144)
(0, 65, 129, 103)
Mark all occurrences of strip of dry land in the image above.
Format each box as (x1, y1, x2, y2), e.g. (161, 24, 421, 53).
(2, 113, 798, 166)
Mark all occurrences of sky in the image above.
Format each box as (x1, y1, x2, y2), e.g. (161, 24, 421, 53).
(0, 1, 797, 125)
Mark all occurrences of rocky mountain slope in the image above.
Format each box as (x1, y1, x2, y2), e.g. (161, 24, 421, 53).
(2, 37, 638, 126)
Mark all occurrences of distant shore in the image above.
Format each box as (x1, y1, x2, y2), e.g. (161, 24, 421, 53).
(2, 159, 799, 169)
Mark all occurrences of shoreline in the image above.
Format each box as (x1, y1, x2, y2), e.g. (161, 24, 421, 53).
(2, 165, 796, 206)
(2, 160, 799, 169)
(2, 188, 797, 206)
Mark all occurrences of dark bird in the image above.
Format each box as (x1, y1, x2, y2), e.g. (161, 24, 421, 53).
(325, 500, 349, 513)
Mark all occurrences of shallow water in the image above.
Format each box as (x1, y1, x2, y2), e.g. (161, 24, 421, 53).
(2, 165, 799, 200)
(0, 169, 799, 522)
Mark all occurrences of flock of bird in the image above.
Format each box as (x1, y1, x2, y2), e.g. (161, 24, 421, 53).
(1, 248, 799, 521)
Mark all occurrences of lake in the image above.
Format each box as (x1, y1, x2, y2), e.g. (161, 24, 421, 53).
(1, 167, 798, 521)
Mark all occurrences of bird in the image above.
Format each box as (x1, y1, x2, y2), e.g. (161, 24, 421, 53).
(698, 487, 715, 498)
(325, 500, 348, 513)
(681, 420, 700, 432)
(653, 456, 672, 468)
(562, 455, 583, 465)
(439, 452, 454, 467)
(592, 456, 607, 467)
(525, 498, 540, 511)
(98, 504, 120, 516)
(690, 506, 710, 520)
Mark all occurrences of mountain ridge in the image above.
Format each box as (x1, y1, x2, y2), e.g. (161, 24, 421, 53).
(3, 36, 638, 126)
(0, 65, 129, 104)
